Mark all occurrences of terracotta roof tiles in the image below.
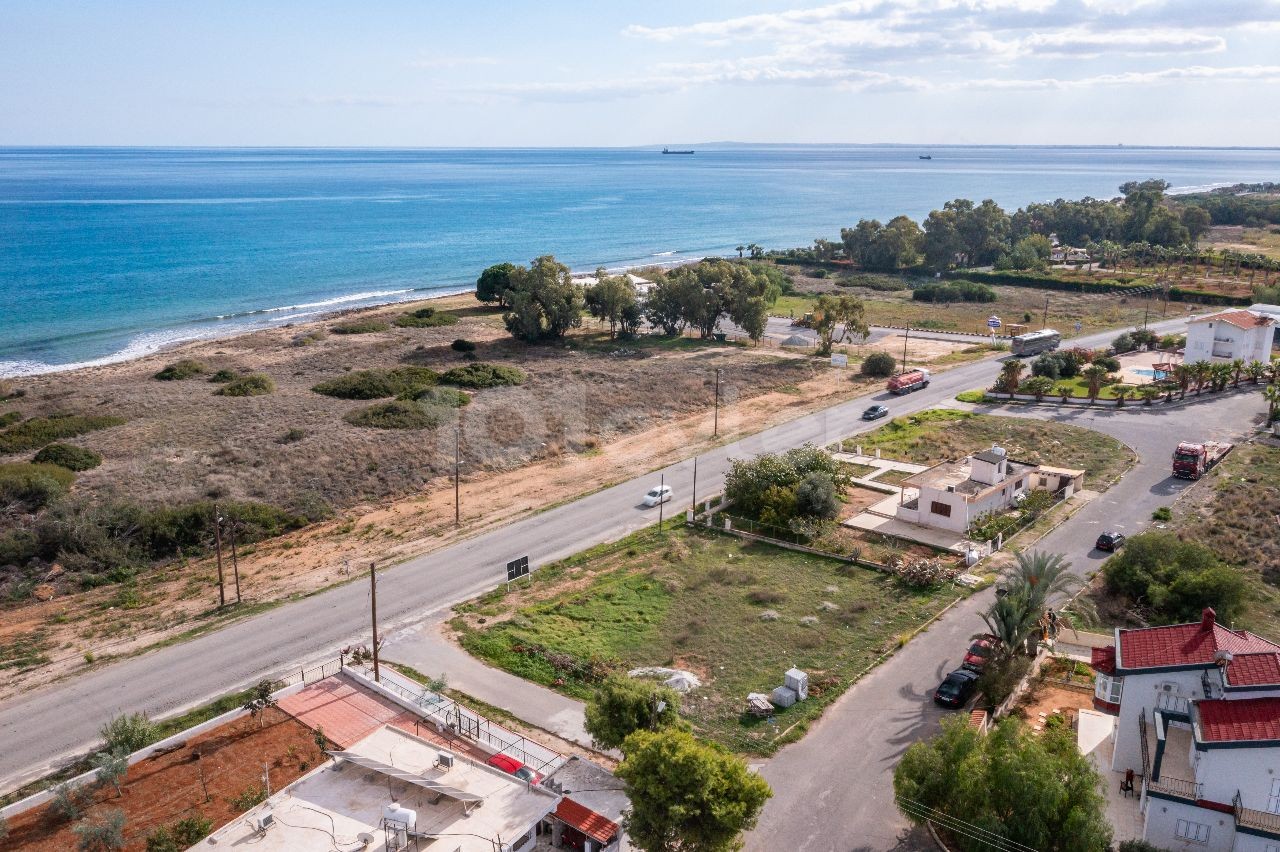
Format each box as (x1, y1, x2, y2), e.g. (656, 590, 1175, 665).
(1224, 652, 1280, 687)
(1198, 698, 1280, 743)
(1190, 310, 1273, 329)
(1117, 618, 1280, 671)
(554, 797, 619, 844)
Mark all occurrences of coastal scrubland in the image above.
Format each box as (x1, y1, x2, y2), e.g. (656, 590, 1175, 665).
(0, 292, 981, 692)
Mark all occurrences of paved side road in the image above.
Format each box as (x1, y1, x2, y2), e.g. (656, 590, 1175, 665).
(0, 318, 1193, 793)
(745, 391, 1264, 851)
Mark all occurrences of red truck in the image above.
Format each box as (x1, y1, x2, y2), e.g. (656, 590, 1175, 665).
(887, 368, 931, 395)
(1172, 441, 1233, 480)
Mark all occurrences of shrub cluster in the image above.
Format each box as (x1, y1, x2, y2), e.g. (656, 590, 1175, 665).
(394, 306, 459, 328)
(214, 373, 274, 397)
(343, 399, 455, 430)
(0, 411, 21, 428)
(207, 368, 237, 383)
(451, 338, 477, 352)
(1030, 350, 1083, 380)
(0, 413, 126, 454)
(860, 351, 897, 377)
(440, 362, 526, 389)
(911, 280, 997, 303)
(0, 462, 76, 513)
(331, 318, 390, 334)
(152, 359, 207, 380)
(312, 367, 439, 400)
(398, 386, 470, 408)
(724, 445, 848, 530)
(1102, 531, 1245, 624)
(32, 443, 102, 471)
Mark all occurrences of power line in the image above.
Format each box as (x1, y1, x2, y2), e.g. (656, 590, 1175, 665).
(895, 796, 1041, 852)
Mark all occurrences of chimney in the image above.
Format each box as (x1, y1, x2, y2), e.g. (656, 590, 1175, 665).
(1201, 607, 1217, 632)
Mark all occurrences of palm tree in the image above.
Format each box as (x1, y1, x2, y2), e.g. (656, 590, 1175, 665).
(1211, 362, 1234, 392)
(983, 551, 1092, 655)
(1112, 385, 1133, 408)
(1082, 364, 1109, 402)
(1137, 385, 1162, 405)
(1190, 360, 1213, 395)
(1173, 363, 1193, 400)
(1055, 383, 1074, 402)
(735, 245, 745, 259)
(1265, 384, 1280, 425)
(1247, 360, 1269, 385)
(1231, 358, 1246, 388)
(996, 360, 1026, 396)
(1023, 376, 1054, 402)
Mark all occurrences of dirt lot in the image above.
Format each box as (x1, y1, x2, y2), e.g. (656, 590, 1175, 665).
(0, 706, 316, 851)
(0, 295, 984, 699)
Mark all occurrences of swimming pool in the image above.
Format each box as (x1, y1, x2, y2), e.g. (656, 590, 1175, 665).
(1132, 368, 1169, 380)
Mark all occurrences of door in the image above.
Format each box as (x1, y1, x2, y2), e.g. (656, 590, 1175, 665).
(1267, 778, 1280, 815)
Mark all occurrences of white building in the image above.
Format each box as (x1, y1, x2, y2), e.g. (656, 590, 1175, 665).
(1184, 309, 1276, 364)
(571, 272, 654, 297)
(1091, 608, 1280, 851)
(206, 723, 560, 852)
(894, 445, 1082, 534)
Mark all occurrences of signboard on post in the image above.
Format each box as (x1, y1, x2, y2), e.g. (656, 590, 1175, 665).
(830, 353, 848, 368)
(506, 556, 530, 586)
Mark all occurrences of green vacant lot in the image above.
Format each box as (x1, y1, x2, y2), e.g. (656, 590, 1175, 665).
(844, 409, 1136, 487)
(453, 525, 962, 754)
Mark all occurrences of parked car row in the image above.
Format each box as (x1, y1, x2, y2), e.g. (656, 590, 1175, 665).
(933, 633, 999, 709)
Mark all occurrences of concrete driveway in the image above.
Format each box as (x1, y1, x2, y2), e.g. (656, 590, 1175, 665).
(745, 391, 1264, 851)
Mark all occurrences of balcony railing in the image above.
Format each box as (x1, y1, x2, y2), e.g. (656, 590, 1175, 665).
(1234, 792, 1280, 836)
(1148, 774, 1202, 802)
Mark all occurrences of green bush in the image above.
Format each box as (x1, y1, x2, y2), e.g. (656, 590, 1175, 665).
(331, 318, 390, 334)
(1112, 332, 1136, 353)
(794, 471, 840, 519)
(955, 390, 987, 403)
(100, 711, 158, 754)
(33, 443, 102, 471)
(724, 445, 847, 520)
(0, 413, 126, 454)
(0, 411, 22, 428)
(1152, 506, 1172, 522)
(153, 359, 206, 381)
(394, 307, 459, 328)
(312, 367, 438, 400)
(1103, 531, 1246, 624)
(0, 528, 38, 566)
(440, 362, 526, 389)
(0, 462, 76, 512)
(230, 785, 267, 811)
(207, 369, 237, 383)
(912, 281, 997, 303)
(214, 373, 274, 397)
(344, 399, 454, 430)
(451, 338, 477, 352)
(860, 352, 897, 377)
(398, 386, 470, 408)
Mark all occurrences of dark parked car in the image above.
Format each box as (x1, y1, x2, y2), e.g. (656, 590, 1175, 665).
(962, 634, 999, 672)
(933, 669, 981, 708)
(861, 404, 889, 421)
(1095, 531, 1126, 552)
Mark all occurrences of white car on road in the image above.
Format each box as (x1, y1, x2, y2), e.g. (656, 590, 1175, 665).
(642, 484, 673, 507)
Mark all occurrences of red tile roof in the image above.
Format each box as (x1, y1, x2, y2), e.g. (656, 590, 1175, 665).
(554, 797, 619, 844)
(1091, 646, 1116, 675)
(1117, 617, 1280, 671)
(1198, 698, 1280, 743)
(1224, 652, 1280, 687)
(1191, 310, 1273, 329)
(277, 676, 417, 748)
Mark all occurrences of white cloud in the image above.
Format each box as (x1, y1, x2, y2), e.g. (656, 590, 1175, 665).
(408, 55, 499, 70)
(1019, 29, 1226, 57)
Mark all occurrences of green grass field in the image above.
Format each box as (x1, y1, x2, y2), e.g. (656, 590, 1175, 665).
(452, 524, 962, 755)
(844, 410, 1136, 487)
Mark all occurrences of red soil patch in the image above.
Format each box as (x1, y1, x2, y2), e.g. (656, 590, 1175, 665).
(1, 707, 319, 851)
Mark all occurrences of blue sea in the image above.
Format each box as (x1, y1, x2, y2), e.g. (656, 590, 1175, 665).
(4, 145, 1280, 375)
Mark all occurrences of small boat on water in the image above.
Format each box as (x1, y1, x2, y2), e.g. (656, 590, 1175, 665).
(918, 154, 932, 160)
(662, 148, 695, 155)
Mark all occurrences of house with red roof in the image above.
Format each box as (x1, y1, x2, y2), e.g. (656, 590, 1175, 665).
(1090, 608, 1280, 851)
(1184, 308, 1276, 364)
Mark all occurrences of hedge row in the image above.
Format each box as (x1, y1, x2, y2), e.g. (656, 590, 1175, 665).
(944, 270, 1252, 306)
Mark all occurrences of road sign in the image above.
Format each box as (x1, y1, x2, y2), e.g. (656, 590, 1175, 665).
(987, 316, 1002, 329)
(830, 353, 848, 367)
(506, 556, 530, 582)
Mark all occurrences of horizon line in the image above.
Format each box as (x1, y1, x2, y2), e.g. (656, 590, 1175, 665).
(3, 142, 1280, 152)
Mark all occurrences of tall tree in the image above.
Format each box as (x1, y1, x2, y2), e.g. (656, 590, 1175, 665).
(617, 729, 772, 852)
(475, 262, 516, 307)
(584, 269, 639, 339)
(502, 255, 585, 342)
(811, 293, 869, 356)
(585, 676, 686, 750)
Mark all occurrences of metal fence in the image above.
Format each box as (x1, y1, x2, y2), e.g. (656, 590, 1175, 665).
(272, 657, 344, 691)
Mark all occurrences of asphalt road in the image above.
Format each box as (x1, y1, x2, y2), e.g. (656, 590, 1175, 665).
(745, 389, 1265, 852)
(0, 317, 1197, 793)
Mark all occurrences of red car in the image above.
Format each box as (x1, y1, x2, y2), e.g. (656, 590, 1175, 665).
(487, 753, 542, 784)
(962, 634, 999, 672)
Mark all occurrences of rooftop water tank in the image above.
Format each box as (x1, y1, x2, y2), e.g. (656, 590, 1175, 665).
(384, 803, 417, 830)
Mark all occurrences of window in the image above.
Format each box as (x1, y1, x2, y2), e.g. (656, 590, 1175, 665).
(1094, 674, 1123, 705)
(929, 501, 952, 517)
(1268, 779, 1280, 815)
(1175, 819, 1210, 843)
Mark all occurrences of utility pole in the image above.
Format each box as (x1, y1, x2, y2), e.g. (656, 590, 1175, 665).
(454, 424, 461, 527)
(212, 502, 226, 608)
(370, 563, 380, 683)
(1143, 301, 1150, 330)
(902, 327, 909, 372)
(1042, 294, 1050, 329)
(228, 516, 242, 604)
(713, 369, 722, 437)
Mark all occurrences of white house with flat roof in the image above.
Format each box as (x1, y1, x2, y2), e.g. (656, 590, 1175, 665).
(207, 724, 560, 852)
(1090, 608, 1280, 851)
(893, 445, 1081, 534)
(1184, 309, 1276, 364)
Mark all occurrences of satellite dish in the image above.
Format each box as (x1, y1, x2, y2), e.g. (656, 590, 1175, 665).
(357, 833, 375, 848)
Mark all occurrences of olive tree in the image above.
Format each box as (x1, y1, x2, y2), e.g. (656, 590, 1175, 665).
(502, 255, 584, 342)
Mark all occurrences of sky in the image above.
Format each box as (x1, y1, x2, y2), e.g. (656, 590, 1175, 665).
(2, 0, 1280, 147)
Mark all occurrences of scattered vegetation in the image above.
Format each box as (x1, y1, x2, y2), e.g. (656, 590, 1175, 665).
(145, 815, 214, 851)
(73, 808, 127, 851)
(312, 366, 439, 400)
(206, 369, 237, 383)
(229, 784, 267, 811)
(343, 399, 455, 430)
(1102, 532, 1245, 625)
(394, 306, 459, 328)
(330, 318, 390, 335)
(398, 386, 470, 408)
(213, 373, 274, 397)
(0, 462, 77, 513)
(32, 443, 102, 472)
(439, 362, 526, 389)
(152, 359, 207, 381)
(912, 281, 997, 303)
(0, 413, 126, 454)
(100, 711, 158, 754)
(1151, 506, 1172, 522)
